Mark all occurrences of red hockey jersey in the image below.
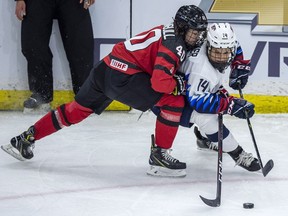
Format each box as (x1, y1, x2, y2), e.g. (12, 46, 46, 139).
(103, 23, 187, 94)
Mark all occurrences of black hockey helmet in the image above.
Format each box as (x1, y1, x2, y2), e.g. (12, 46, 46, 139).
(174, 5, 208, 49)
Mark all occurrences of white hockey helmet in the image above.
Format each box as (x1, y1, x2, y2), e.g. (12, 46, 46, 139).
(206, 23, 237, 72)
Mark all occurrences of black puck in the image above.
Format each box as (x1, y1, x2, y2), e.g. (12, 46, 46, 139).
(243, 203, 254, 209)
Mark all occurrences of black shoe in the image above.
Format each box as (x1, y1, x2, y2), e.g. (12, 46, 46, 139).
(24, 93, 50, 109)
(10, 126, 35, 160)
(228, 146, 260, 172)
(147, 135, 186, 177)
(194, 127, 218, 151)
(23, 94, 51, 114)
(148, 134, 186, 168)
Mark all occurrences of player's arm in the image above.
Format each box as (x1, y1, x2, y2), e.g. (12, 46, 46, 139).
(186, 76, 254, 119)
(150, 48, 178, 94)
(229, 41, 251, 90)
(186, 74, 217, 113)
(233, 41, 244, 61)
(151, 36, 186, 95)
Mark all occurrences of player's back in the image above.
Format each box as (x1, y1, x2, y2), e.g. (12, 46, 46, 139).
(103, 23, 185, 76)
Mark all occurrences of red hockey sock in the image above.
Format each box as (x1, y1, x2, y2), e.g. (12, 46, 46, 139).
(154, 94, 184, 149)
(155, 119, 179, 149)
(34, 101, 93, 140)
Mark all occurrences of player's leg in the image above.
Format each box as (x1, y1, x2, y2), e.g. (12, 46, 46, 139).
(2, 101, 93, 161)
(97, 69, 186, 177)
(177, 101, 219, 151)
(148, 95, 186, 177)
(193, 126, 218, 151)
(190, 111, 260, 171)
(57, 0, 94, 94)
(2, 63, 111, 161)
(21, 0, 55, 112)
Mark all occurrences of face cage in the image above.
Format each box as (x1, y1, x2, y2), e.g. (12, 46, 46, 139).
(185, 29, 207, 51)
(207, 47, 235, 73)
(174, 20, 207, 50)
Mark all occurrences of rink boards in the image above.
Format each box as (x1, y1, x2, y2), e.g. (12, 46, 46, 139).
(0, 90, 130, 111)
(0, 90, 287, 113)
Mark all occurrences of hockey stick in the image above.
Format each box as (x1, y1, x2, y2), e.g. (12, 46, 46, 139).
(238, 87, 274, 177)
(199, 113, 223, 207)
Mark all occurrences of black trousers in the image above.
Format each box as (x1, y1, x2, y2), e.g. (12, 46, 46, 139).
(75, 61, 163, 114)
(21, 0, 94, 102)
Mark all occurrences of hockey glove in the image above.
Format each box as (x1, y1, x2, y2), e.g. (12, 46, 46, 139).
(225, 97, 255, 119)
(229, 60, 251, 90)
(172, 74, 186, 95)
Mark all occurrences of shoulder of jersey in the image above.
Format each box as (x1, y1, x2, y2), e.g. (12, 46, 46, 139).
(162, 23, 176, 39)
(188, 45, 206, 63)
(162, 23, 184, 43)
(188, 45, 217, 76)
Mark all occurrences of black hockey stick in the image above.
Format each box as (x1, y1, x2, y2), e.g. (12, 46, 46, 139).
(199, 113, 223, 207)
(238, 87, 274, 177)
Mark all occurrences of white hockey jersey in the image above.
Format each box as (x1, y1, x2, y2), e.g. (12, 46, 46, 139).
(179, 42, 227, 114)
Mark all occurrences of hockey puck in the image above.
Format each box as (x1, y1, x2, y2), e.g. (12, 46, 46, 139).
(243, 203, 254, 209)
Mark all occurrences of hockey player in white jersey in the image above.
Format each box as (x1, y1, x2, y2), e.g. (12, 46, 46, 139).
(179, 23, 260, 172)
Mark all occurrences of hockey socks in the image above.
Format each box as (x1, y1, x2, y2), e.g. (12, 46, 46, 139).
(34, 101, 93, 140)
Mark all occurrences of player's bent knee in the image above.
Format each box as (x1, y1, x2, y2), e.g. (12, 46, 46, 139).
(191, 111, 218, 134)
(63, 101, 93, 125)
(54, 101, 93, 128)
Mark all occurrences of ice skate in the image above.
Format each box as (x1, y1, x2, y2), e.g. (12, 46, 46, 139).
(147, 134, 186, 177)
(1, 126, 35, 161)
(194, 126, 218, 152)
(23, 94, 51, 114)
(228, 146, 260, 171)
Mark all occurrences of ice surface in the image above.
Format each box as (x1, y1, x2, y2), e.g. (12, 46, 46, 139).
(0, 111, 287, 216)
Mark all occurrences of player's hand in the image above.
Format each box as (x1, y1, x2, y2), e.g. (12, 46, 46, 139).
(229, 60, 251, 90)
(218, 85, 229, 98)
(80, 0, 95, 9)
(225, 97, 255, 119)
(15, 0, 26, 21)
(172, 74, 186, 95)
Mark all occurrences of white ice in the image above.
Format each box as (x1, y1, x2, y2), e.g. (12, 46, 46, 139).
(0, 111, 287, 216)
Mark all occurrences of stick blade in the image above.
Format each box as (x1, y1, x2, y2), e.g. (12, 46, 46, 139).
(262, 159, 274, 177)
(199, 195, 220, 207)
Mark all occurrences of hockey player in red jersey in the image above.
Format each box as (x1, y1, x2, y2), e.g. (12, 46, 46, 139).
(1, 5, 208, 177)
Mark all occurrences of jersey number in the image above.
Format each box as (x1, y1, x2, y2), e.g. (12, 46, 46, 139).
(176, 46, 185, 62)
(124, 29, 161, 52)
(197, 79, 209, 92)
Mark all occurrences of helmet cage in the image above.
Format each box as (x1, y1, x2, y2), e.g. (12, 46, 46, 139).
(207, 45, 235, 73)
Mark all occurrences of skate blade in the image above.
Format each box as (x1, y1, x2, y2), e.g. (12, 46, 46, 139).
(23, 104, 51, 115)
(197, 146, 223, 153)
(197, 147, 217, 152)
(1, 144, 26, 161)
(146, 165, 186, 178)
